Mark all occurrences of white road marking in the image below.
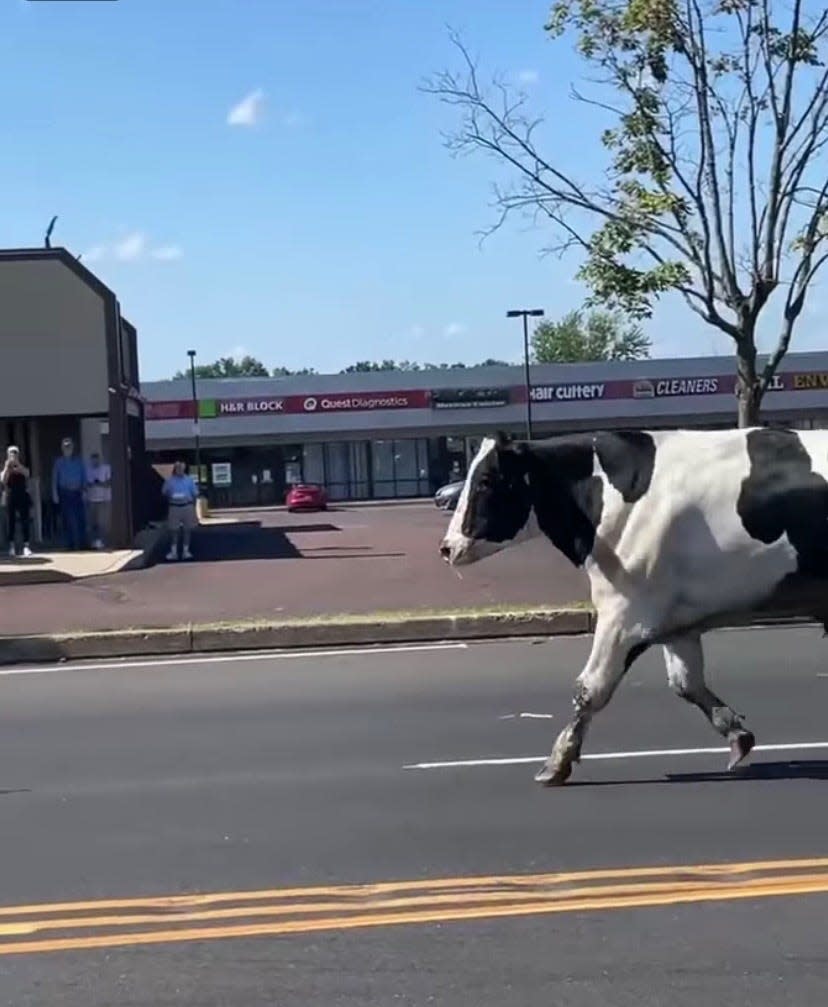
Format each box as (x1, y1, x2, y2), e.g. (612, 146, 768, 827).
(0, 642, 468, 678)
(499, 713, 555, 720)
(403, 740, 828, 771)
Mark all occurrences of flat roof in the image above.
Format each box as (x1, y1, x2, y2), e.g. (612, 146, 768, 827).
(143, 349, 828, 446)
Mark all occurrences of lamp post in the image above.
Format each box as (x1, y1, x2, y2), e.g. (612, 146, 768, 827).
(506, 308, 544, 440)
(187, 349, 201, 489)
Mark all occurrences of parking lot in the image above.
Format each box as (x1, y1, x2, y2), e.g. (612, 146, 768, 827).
(0, 501, 588, 636)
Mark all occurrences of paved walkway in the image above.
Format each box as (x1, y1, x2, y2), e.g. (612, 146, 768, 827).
(0, 548, 145, 586)
(0, 502, 589, 636)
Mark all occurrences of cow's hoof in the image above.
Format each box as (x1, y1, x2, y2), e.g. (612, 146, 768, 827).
(534, 760, 572, 786)
(727, 731, 756, 770)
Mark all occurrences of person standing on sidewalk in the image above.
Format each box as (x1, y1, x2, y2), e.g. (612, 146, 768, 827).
(85, 451, 112, 550)
(162, 460, 198, 561)
(2, 446, 32, 558)
(52, 437, 88, 551)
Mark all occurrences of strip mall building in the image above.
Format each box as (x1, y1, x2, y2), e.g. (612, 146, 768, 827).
(144, 352, 828, 508)
(9, 244, 826, 534)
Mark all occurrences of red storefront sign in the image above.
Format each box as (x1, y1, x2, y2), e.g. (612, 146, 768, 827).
(145, 389, 430, 420)
(145, 369, 822, 422)
(146, 400, 196, 420)
(295, 390, 430, 413)
(522, 372, 789, 403)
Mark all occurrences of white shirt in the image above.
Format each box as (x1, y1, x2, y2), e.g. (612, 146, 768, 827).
(86, 462, 112, 503)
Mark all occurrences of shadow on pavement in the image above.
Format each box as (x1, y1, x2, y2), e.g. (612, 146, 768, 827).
(183, 522, 339, 563)
(565, 760, 828, 787)
(667, 760, 828, 782)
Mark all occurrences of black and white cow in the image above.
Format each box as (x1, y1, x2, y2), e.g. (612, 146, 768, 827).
(439, 428, 828, 786)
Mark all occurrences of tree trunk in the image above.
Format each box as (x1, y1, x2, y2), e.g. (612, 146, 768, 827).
(735, 335, 762, 428)
(737, 383, 762, 427)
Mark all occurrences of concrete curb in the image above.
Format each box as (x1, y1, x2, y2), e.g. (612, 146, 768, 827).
(0, 608, 594, 667)
(0, 607, 819, 668)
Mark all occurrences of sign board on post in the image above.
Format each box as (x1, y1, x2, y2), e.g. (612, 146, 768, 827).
(211, 462, 232, 487)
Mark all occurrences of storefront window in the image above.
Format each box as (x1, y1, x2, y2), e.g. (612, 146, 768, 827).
(393, 439, 418, 496)
(303, 444, 324, 485)
(283, 445, 303, 487)
(325, 442, 350, 500)
(372, 440, 395, 498)
(349, 442, 370, 499)
(370, 438, 431, 498)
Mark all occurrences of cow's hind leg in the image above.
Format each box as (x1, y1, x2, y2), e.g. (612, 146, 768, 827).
(535, 614, 647, 787)
(663, 633, 755, 770)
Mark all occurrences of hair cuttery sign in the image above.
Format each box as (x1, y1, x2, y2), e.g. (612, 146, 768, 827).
(525, 372, 788, 404)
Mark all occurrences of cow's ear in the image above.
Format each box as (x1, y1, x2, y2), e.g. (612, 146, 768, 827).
(494, 430, 512, 449)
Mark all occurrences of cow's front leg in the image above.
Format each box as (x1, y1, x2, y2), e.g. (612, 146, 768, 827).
(663, 633, 755, 770)
(535, 613, 647, 787)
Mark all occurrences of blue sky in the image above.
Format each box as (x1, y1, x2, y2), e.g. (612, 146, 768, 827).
(3, 0, 825, 380)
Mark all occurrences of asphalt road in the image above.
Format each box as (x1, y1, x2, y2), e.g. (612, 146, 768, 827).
(2, 626, 828, 1004)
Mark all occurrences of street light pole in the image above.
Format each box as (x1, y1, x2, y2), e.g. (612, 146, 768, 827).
(187, 349, 201, 489)
(506, 308, 545, 440)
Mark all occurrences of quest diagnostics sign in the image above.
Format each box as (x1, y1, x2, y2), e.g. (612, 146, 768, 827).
(192, 390, 429, 419)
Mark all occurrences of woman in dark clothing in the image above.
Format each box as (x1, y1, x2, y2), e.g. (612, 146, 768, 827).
(2, 446, 32, 558)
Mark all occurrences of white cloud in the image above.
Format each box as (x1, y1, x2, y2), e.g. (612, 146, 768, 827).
(81, 234, 181, 265)
(282, 111, 303, 128)
(227, 88, 265, 127)
(517, 69, 539, 85)
(151, 245, 183, 261)
(114, 232, 147, 261)
(444, 322, 467, 339)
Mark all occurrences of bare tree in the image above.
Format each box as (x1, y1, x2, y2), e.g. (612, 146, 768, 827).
(423, 1, 828, 425)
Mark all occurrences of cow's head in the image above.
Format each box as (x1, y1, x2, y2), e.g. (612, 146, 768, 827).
(439, 433, 536, 567)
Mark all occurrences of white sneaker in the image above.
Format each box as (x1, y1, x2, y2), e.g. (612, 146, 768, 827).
(8, 545, 15, 558)
(22, 545, 32, 558)
(166, 549, 178, 562)
(182, 547, 193, 561)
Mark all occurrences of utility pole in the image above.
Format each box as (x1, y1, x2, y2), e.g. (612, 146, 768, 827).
(187, 349, 201, 486)
(506, 308, 545, 439)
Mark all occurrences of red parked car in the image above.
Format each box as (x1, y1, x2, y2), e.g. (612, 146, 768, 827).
(285, 483, 328, 512)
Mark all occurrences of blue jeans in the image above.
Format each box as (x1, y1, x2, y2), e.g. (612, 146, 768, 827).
(58, 489, 87, 550)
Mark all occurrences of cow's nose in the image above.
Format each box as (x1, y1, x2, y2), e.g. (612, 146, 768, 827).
(440, 542, 451, 562)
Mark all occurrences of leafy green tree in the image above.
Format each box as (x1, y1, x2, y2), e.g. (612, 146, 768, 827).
(173, 355, 269, 379)
(425, 4, 828, 424)
(341, 360, 400, 373)
(272, 366, 317, 376)
(532, 309, 650, 363)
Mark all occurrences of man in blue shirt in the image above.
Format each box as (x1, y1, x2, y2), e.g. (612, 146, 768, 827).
(52, 437, 88, 550)
(162, 460, 199, 561)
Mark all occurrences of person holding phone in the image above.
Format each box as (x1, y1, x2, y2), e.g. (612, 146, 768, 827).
(2, 446, 32, 558)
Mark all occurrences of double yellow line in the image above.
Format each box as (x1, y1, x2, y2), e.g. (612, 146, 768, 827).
(2, 857, 828, 956)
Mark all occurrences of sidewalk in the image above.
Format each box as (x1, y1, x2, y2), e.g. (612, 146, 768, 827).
(0, 547, 147, 586)
(0, 502, 589, 637)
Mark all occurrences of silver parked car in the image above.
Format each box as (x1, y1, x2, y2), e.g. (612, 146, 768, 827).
(434, 480, 464, 512)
